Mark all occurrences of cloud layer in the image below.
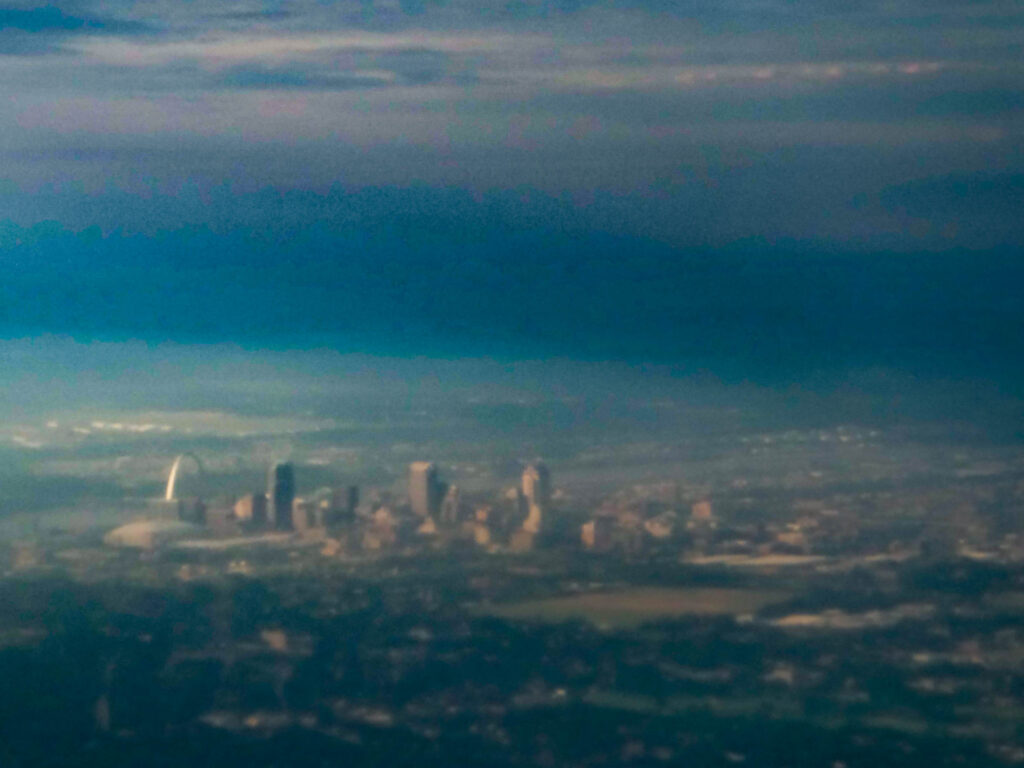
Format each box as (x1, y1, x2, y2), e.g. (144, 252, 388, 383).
(1, 0, 1024, 371)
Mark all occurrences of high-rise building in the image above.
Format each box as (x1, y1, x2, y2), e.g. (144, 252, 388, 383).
(326, 485, 359, 527)
(291, 497, 322, 532)
(177, 497, 207, 525)
(500, 486, 530, 535)
(581, 515, 614, 552)
(691, 499, 714, 522)
(409, 461, 444, 518)
(521, 461, 551, 534)
(441, 484, 461, 526)
(268, 462, 296, 531)
(234, 492, 267, 527)
(522, 461, 552, 509)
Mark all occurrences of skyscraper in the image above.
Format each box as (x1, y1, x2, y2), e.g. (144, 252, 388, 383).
(177, 497, 206, 526)
(233, 492, 267, 527)
(409, 461, 443, 518)
(326, 485, 359, 527)
(441, 484, 461, 526)
(268, 462, 296, 531)
(521, 461, 551, 534)
(522, 461, 552, 509)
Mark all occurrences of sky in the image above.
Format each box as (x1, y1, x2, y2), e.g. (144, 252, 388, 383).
(1, 0, 1024, 382)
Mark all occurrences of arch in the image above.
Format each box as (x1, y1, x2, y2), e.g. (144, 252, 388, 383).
(165, 453, 204, 501)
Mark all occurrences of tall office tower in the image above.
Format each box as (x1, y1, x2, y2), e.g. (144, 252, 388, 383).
(234, 492, 268, 527)
(291, 497, 320, 532)
(521, 461, 551, 534)
(268, 462, 296, 531)
(326, 485, 359, 527)
(440, 484, 461, 526)
(691, 499, 714, 522)
(409, 461, 443, 518)
(178, 497, 207, 526)
(522, 461, 552, 509)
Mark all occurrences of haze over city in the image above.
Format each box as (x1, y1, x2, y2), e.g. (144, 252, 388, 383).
(2, 0, 1024, 766)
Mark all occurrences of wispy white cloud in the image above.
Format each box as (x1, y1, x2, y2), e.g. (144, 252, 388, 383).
(72, 29, 539, 68)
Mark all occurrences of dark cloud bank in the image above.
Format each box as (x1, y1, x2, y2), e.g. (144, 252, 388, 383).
(2, 185, 1023, 388)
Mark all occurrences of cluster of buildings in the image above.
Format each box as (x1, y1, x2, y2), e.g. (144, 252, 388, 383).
(228, 463, 360, 533)
(579, 496, 717, 554)
(106, 458, 555, 553)
(110, 452, 1009, 562)
(350, 460, 552, 552)
(573, 480, 1024, 562)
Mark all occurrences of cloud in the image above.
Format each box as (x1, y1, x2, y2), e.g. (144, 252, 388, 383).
(205, 9, 295, 22)
(220, 65, 398, 90)
(2, 0, 1024, 255)
(3, 211, 1024, 381)
(1, 6, 104, 33)
(0, 4, 152, 56)
(73, 30, 530, 68)
(0, 30, 61, 55)
(216, 47, 458, 89)
(0, 4, 150, 34)
(879, 172, 1024, 220)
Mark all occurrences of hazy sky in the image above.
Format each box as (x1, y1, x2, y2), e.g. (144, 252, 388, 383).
(2, 0, 1023, 378)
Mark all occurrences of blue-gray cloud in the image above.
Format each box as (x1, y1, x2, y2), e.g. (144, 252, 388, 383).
(879, 172, 1024, 222)
(1, 4, 150, 34)
(0, 3, 151, 55)
(2, 207, 1024, 384)
(1, 0, 1022, 306)
(217, 48, 456, 89)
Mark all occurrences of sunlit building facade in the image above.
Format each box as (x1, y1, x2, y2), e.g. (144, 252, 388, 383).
(409, 461, 443, 518)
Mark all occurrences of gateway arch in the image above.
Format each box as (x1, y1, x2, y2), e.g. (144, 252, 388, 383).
(165, 453, 204, 501)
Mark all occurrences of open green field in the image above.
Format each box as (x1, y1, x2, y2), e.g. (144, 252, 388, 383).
(479, 587, 790, 629)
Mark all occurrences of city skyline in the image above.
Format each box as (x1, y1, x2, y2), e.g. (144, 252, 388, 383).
(2, 2, 1023, 765)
